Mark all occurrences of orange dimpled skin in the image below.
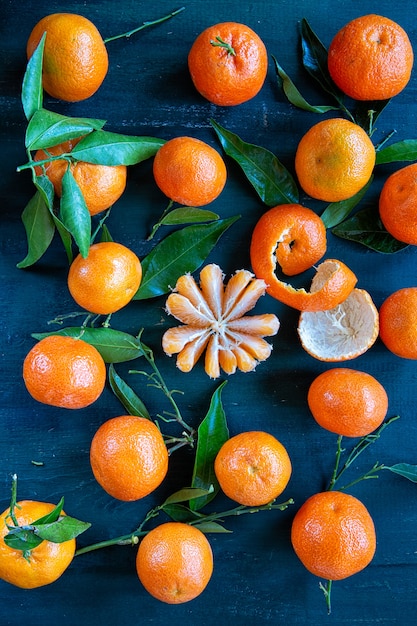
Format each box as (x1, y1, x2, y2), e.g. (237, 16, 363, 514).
(307, 368, 388, 437)
(379, 287, 417, 359)
(153, 136, 227, 206)
(214, 431, 292, 506)
(90, 415, 169, 501)
(0, 500, 75, 589)
(379, 163, 417, 245)
(291, 491, 376, 581)
(67, 242, 142, 315)
(136, 522, 213, 604)
(23, 335, 106, 409)
(188, 22, 268, 106)
(27, 13, 109, 102)
(328, 14, 413, 101)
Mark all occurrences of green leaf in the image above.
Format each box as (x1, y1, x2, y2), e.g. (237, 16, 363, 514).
(16, 191, 56, 268)
(134, 216, 240, 300)
(34, 516, 91, 543)
(160, 207, 219, 226)
(211, 119, 298, 206)
(33, 498, 64, 525)
(4, 528, 43, 552)
(51, 213, 74, 264)
(32, 326, 147, 363)
(109, 364, 151, 419)
(272, 55, 337, 114)
(161, 503, 205, 523)
(100, 224, 114, 242)
(376, 139, 417, 165)
(190, 381, 230, 511)
(33, 172, 55, 209)
(384, 463, 417, 483)
(332, 206, 409, 253)
(354, 99, 391, 135)
(300, 18, 344, 105)
(320, 177, 373, 229)
(163, 487, 214, 506)
(59, 168, 91, 258)
(22, 33, 45, 121)
(25, 109, 106, 150)
(193, 521, 232, 533)
(70, 131, 165, 165)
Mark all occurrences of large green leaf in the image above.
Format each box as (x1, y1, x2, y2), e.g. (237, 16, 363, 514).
(376, 139, 417, 165)
(16, 191, 56, 268)
(26, 109, 106, 150)
(320, 178, 373, 229)
(22, 33, 45, 121)
(59, 168, 91, 258)
(70, 130, 165, 165)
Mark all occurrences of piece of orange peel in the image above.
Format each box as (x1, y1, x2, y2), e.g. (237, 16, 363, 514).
(162, 263, 280, 378)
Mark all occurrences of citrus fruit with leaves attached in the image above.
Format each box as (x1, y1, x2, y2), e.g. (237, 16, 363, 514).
(188, 21, 268, 106)
(153, 136, 227, 206)
(162, 263, 280, 378)
(68, 241, 142, 315)
(379, 287, 417, 359)
(295, 118, 375, 202)
(23, 335, 106, 409)
(214, 431, 292, 506)
(298, 287, 379, 360)
(307, 368, 388, 437)
(328, 14, 414, 101)
(136, 522, 213, 604)
(250, 204, 327, 276)
(379, 163, 417, 245)
(90, 415, 169, 501)
(0, 500, 76, 589)
(34, 138, 127, 216)
(27, 13, 109, 102)
(291, 490, 376, 580)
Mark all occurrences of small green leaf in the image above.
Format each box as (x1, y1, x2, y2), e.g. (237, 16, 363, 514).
(384, 463, 417, 483)
(332, 206, 409, 253)
(273, 55, 337, 114)
(160, 207, 219, 226)
(70, 131, 165, 165)
(134, 216, 239, 300)
(211, 119, 298, 206)
(161, 503, 205, 523)
(376, 139, 417, 165)
(33, 172, 55, 209)
(320, 177, 373, 229)
(109, 364, 151, 419)
(33, 498, 64, 525)
(22, 33, 45, 121)
(51, 213, 74, 264)
(16, 191, 56, 268)
(59, 168, 91, 258)
(190, 381, 230, 511)
(4, 528, 43, 552)
(34, 516, 91, 543)
(193, 521, 232, 533)
(354, 99, 391, 135)
(163, 487, 214, 506)
(25, 109, 106, 150)
(100, 224, 114, 242)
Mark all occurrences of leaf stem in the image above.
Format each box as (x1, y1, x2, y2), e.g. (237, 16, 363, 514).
(103, 7, 185, 44)
(210, 36, 236, 56)
(319, 579, 332, 614)
(147, 200, 174, 241)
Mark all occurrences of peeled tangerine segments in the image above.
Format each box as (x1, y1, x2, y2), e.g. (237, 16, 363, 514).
(250, 204, 327, 278)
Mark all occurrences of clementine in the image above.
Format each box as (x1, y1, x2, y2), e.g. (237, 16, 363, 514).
(188, 22, 268, 106)
(379, 287, 417, 359)
(379, 163, 417, 244)
(136, 522, 213, 604)
(214, 431, 292, 506)
(0, 500, 75, 589)
(90, 415, 169, 501)
(291, 490, 376, 580)
(328, 14, 414, 101)
(153, 136, 227, 206)
(23, 335, 106, 409)
(67, 241, 142, 315)
(27, 13, 109, 102)
(295, 118, 376, 202)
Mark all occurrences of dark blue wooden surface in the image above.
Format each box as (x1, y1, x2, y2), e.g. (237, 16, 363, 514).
(1, 1, 417, 624)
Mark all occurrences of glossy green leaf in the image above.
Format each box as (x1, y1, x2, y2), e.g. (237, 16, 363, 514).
(163, 487, 213, 506)
(33, 172, 55, 209)
(34, 516, 91, 543)
(320, 177, 373, 229)
(70, 131, 165, 165)
(22, 33, 45, 121)
(332, 206, 409, 253)
(16, 191, 56, 268)
(384, 463, 417, 483)
(161, 503, 205, 523)
(33, 498, 64, 525)
(59, 168, 91, 258)
(109, 364, 151, 419)
(51, 213, 74, 264)
(134, 216, 240, 300)
(273, 55, 337, 114)
(376, 139, 417, 165)
(25, 109, 106, 150)
(160, 207, 219, 226)
(32, 327, 146, 363)
(211, 119, 298, 205)
(4, 528, 43, 552)
(190, 381, 229, 511)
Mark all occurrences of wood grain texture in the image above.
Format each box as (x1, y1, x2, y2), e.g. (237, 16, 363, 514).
(1, 1, 417, 624)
